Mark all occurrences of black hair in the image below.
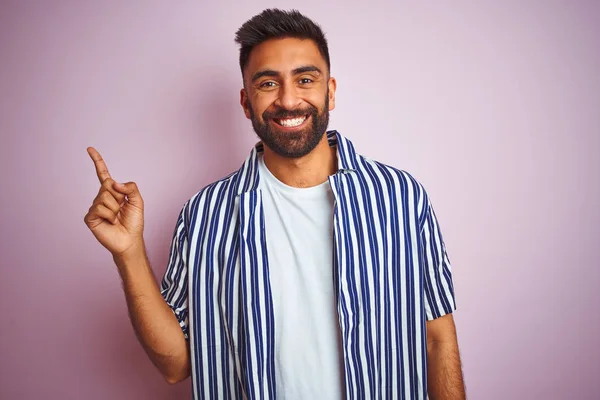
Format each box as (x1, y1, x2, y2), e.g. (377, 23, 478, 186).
(234, 9, 331, 77)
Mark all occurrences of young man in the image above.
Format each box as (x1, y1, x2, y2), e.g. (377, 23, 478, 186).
(84, 8, 465, 400)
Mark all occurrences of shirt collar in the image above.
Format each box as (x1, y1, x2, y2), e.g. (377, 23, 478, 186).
(235, 130, 359, 195)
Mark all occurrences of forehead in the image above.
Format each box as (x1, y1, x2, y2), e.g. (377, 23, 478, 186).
(245, 37, 327, 77)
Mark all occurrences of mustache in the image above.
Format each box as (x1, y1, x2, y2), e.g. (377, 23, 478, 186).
(262, 105, 318, 120)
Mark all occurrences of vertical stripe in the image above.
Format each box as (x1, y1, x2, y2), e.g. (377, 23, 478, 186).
(239, 192, 258, 398)
(216, 189, 240, 399)
(401, 172, 419, 397)
(186, 190, 206, 397)
(345, 173, 378, 398)
(380, 165, 408, 397)
(191, 183, 216, 398)
(329, 173, 358, 399)
(205, 181, 230, 399)
(359, 159, 392, 397)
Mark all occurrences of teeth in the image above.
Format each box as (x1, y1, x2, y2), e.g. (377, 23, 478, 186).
(278, 116, 306, 127)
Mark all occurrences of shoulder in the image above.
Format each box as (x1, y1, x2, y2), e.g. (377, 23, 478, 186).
(356, 154, 428, 199)
(352, 153, 431, 224)
(191, 169, 241, 209)
(177, 168, 246, 227)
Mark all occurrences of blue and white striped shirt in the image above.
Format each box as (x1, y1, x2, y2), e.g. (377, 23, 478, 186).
(161, 131, 456, 399)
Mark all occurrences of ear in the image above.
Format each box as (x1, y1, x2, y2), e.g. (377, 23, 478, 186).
(327, 77, 337, 111)
(240, 88, 252, 119)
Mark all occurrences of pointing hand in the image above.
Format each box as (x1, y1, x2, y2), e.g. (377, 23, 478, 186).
(84, 147, 145, 257)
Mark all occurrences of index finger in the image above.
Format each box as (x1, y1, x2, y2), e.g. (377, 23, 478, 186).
(87, 147, 112, 184)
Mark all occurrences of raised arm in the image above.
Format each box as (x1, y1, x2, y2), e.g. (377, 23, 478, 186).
(83, 147, 190, 384)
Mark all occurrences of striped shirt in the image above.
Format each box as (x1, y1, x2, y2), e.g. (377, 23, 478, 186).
(160, 130, 456, 399)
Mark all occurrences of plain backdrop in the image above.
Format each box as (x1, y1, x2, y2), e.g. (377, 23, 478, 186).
(1, 1, 599, 399)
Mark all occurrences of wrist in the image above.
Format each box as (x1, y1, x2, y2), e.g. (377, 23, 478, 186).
(113, 239, 147, 268)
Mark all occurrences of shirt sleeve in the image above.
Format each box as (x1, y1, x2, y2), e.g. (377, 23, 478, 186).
(160, 205, 190, 339)
(420, 196, 457, 320)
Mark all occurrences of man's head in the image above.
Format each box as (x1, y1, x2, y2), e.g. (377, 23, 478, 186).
(235, 9, 336, 158)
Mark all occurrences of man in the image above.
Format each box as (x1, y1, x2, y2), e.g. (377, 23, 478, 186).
(84, 8, 465, 400)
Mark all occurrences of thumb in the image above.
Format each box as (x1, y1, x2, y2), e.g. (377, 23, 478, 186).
(113, 181, 144, 208)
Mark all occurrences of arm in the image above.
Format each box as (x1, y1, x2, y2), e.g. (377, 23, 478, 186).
(419, 190, 464, 398)
(84, 147, 189, 384)
(115, 246, 190, 384)
(426, 313, 465, 400)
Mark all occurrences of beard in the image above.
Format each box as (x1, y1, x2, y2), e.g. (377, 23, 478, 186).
(247, 92, 330, 158)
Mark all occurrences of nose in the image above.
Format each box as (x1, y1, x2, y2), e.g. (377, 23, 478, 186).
(276, 81, 302, 110)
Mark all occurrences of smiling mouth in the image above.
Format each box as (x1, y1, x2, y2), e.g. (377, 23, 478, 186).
(273, 115, 308, 127)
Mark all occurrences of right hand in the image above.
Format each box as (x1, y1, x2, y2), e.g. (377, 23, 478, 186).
(84, 147, 145, 257)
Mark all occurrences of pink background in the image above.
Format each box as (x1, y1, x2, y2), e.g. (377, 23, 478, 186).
(1, 1, 599, 399)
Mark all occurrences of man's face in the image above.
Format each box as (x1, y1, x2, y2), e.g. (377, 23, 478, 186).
(240, 37, 336, 158)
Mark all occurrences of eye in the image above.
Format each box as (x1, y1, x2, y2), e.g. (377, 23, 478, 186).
(299, 78, 313, 84)
(259, 81, 277, 88)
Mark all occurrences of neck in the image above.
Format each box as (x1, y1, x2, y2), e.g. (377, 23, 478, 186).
(262, 134, 338, 188)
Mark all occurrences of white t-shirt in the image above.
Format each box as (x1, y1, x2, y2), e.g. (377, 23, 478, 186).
(257, 155, 344, 399)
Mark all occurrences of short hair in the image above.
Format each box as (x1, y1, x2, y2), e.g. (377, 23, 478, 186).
(234, 9, 331, 77)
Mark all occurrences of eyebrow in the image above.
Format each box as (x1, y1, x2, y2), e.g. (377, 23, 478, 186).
(251, 65, 323, 82)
